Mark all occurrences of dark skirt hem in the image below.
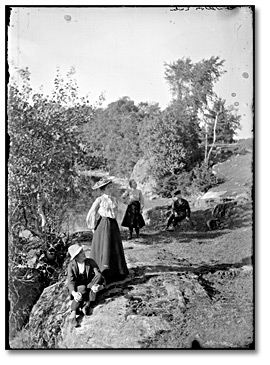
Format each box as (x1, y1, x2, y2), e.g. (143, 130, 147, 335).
(121, 201, 145, 229)
(90, 217, 129, 282)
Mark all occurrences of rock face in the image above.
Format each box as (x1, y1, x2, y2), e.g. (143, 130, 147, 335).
(9, 149, 254, 349)
(195, 152, 252, 209)
(27, 274, 70, 348)
(130, 157, 159, 200)
(9, 200, 254, 349)
(9, 267, 45, 338)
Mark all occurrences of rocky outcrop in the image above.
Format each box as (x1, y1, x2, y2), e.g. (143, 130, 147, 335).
(130, 157, 159, 200)
(9, 267, 45, 338)
(196, 152, 252, 209)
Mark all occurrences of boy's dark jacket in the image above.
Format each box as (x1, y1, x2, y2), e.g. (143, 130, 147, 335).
(67, 258, 105, 299)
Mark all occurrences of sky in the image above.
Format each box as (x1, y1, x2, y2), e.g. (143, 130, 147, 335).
(7, 6, 253, 139)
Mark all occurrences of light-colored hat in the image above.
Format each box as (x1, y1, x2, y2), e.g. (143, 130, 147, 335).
(68, 243, 83, 260)
(92, 177, 112, 190)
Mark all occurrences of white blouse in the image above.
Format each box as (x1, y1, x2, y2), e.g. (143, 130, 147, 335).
(86, 194, 118, 230)
(122, 188, 144, 208)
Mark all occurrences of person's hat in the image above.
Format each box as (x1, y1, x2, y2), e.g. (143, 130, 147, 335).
(92, 177, 112, 190)
(68, 243, 83, 260)
(173, 189, 182, 196)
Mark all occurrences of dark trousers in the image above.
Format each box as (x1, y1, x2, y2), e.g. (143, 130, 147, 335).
(166, 213, 186, 228)
(70, 273, 104, 312)
(71, 287, 96, 311)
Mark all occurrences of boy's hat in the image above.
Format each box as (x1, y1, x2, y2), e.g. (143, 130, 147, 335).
(92, 177, 112, 190)
(68, 243, 83, 260)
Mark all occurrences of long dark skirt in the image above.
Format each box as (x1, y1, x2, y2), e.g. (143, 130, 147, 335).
(121, 201, 145, 229)
(90, 217, 129, 283)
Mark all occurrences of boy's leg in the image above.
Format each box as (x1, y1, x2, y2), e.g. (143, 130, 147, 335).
(166, 214, 175, 230)
(69, 309, 77, 326)
(83, 274, 104, 315)
(70, 300, 81, 327)
(71, 298, 81, 312)
(173, 215, 186, 228)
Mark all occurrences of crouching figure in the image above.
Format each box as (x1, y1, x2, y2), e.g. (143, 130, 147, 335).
(67, 243, 105, 327)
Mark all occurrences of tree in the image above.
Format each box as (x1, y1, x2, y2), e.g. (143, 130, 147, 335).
(8, 66, 97, 257)
(164, 57, 234, 166)
(83, 97, 144, 177)
(139, 100, 202, 194)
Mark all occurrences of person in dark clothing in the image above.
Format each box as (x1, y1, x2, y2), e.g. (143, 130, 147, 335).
(67, 244, 105, 327)
(86, 177, 129, 284)
(164, 190, 191, 231)
(121, 179, 145, 240)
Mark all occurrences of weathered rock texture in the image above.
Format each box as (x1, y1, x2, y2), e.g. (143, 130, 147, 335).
(10, 199, 253, 349)
(130, 157, 158, 200)
(9, 148, 253, 349)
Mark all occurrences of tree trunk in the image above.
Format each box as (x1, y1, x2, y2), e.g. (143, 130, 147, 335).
(207, 111, 219, 164)
(204, 126, 208, 164)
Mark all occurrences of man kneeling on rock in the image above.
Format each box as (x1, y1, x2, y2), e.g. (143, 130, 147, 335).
(67, 243, 105, 327)
(164, 189, 191, 231)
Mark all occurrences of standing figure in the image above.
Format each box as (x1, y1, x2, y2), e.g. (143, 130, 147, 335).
(67, 244, 105, 327)
(165, 190, 191, 231)
(121, 179, 145, 240)
(86, 177, 129, 284)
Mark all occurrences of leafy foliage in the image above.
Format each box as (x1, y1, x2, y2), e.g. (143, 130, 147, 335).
(138, 56, 241, 197)
(8, 67, 94, 239)
(8, 67, 99, 335)
(82, 96, 144, 176)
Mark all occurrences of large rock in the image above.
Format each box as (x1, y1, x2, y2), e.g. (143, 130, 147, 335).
(130, 157, 159, 200)
(9, 267, 45, 338)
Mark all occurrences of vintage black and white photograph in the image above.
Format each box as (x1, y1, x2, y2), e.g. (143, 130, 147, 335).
(6, 5, 254, 350)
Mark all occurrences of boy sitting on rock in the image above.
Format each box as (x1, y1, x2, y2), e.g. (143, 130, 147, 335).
(67, 243, 105, 327)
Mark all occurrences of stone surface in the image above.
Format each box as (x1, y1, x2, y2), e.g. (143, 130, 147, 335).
(9, 148, 253, 349)
(10, 204, 253, 349)
(130, 157, 159, 199)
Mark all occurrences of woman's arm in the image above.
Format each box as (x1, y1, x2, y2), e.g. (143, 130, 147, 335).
(139, 190, 144, 210)
(86, 197, 101, 230)
(120, 190, 129, 204)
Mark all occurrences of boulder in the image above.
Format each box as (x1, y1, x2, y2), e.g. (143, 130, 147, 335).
(27, 275, 71, 348)
(143, 205, 171, 226)
(130, 157, 159, 200)
(9, 267, 45, 338)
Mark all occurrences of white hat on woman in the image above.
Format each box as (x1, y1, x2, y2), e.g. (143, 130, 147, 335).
(92, 177, 112, 190)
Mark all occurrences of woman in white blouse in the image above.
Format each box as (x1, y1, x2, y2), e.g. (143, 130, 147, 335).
(86, 177, 129, 284)
(121, 179, 145, 240)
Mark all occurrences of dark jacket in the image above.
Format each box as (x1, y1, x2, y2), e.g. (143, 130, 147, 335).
(67, 258, 104, 299)
(172, 198, 191, 218)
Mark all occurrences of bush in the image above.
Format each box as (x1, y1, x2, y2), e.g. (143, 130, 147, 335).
(155, 163, 223, 198)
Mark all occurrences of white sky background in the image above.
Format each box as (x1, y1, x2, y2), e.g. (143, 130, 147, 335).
(8, 6, 253, 139)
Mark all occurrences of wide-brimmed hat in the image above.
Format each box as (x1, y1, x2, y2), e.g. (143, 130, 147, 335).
(68, 243, 83, 260)
(92, 177, 112, 190)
